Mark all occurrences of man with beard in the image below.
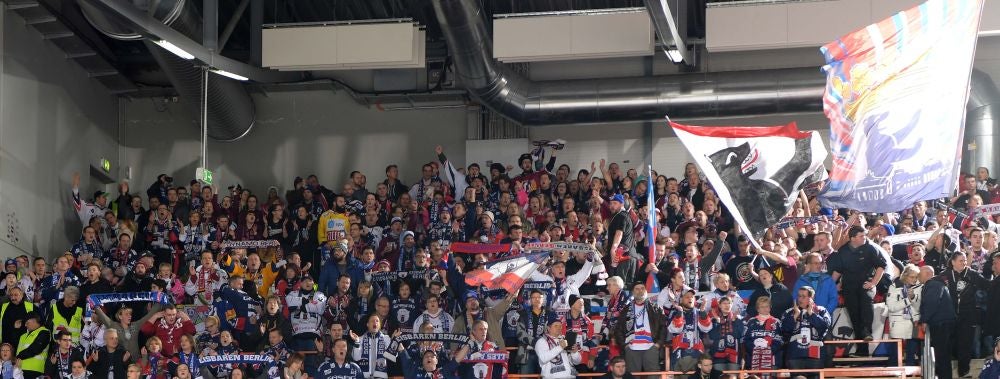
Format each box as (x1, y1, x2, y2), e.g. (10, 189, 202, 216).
(614, 282, 664, 378)
(104, 234, 138, 280)
(320, 240, 363, 295)
(607, 194, 638, 286)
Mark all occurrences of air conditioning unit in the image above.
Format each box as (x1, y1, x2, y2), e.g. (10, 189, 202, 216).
(262, 20, 425, 71)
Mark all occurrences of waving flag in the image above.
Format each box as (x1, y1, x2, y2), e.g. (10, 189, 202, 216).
(465, 251, 550, 293)
(645, 165, 660, 293)
(671, 121, 827, 247)
(818, 0, 984, 212)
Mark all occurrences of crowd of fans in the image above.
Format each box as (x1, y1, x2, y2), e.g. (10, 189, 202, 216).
(1, 143, 1000, 379)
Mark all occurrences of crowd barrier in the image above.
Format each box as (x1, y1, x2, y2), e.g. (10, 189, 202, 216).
(373, 339, 921, 379)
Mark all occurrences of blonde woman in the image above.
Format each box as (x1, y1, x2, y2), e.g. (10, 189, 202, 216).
(885, 264, 923, 366)
(93, 303, 163, 358)
(140, 336, 170, 379)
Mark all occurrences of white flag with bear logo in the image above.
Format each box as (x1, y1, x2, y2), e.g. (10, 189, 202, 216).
(671, 120, 828, 248)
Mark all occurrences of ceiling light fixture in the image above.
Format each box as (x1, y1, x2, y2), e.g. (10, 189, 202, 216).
(152, 39, 194, 60)
(665, 48, 683, 63)
(209, 68, 249, 81)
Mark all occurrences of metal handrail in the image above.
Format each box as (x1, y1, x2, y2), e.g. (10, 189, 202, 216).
(377, 338, 919, 379)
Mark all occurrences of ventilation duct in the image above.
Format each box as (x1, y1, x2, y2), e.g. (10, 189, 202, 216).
(963, 69, 1000, 175)
(80, 0, 256, 141)
(430, 0, 825, 126)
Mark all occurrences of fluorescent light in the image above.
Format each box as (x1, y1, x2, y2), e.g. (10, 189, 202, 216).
(665, 48, 683, 63)
(210, 68, 249, 81)
(152, 39, 194, 60)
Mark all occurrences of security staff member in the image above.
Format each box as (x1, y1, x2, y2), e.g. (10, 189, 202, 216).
(16, 312, 51, 379)
(828, 225, 886, 354)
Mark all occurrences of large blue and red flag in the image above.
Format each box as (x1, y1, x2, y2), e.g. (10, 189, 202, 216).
(645, 165, 660, 293)
(818, 0, 984, 212)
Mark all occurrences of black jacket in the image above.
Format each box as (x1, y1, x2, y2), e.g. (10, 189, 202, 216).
(46, 346, 85, 379)
(919, 277, 956, 325)
(940, 268, 989, 321)
(599, 373, 638, 379)
(613, 300, 664, 347)
(14, 327, 50, 361)
(986, 277, 1000, 336)
(88, 345, 132, 379)
(747, 283, 793, 318)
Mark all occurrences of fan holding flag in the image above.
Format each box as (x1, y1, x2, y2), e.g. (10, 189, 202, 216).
(644, 166, 661, 295)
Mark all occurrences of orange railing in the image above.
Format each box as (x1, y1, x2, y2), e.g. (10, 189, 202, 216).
(371, 338, 919, 379)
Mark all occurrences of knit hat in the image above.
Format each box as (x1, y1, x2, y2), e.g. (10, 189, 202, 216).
(465, 291, 479, 302)
(568, 294, 581, 307)
(481, 211, 495, 223)
(4, 259, 15, 268)
(334, 239, 349, 252)
(610, 194, 625, 204)
(518, 154, 533, 166)
(391, 217, 403, 225)
(401, 231, 415, 243)
(882, 224, 896, 236)
(489, 163, 506, 174)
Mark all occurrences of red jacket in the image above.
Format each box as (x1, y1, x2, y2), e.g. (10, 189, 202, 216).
(141, 318, 195, 356)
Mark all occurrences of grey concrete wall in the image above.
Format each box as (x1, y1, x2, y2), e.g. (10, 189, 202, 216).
(0, 8, 119, 260)
(124, 90, 470, 196)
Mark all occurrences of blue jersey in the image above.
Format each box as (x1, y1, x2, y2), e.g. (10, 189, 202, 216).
(315, 360, 365, 379)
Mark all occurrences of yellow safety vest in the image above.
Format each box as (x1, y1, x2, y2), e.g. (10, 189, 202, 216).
(50, 302, 83, 344)
(0, 301, 34, 343)
(16, 326, 48, 373)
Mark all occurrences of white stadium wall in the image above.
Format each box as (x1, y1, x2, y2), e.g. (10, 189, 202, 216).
(124, 90, 470, 196)
(0, 7, 119, 260)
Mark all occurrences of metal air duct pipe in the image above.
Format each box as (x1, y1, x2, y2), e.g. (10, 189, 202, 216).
(80, 0, 256, 141)
(963, 69, 1000, 176)
(430, 0, 826, 126)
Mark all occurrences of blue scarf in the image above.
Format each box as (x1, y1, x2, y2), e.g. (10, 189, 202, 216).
(199, 354, 278, 379)
(86, 292, 171, 317)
